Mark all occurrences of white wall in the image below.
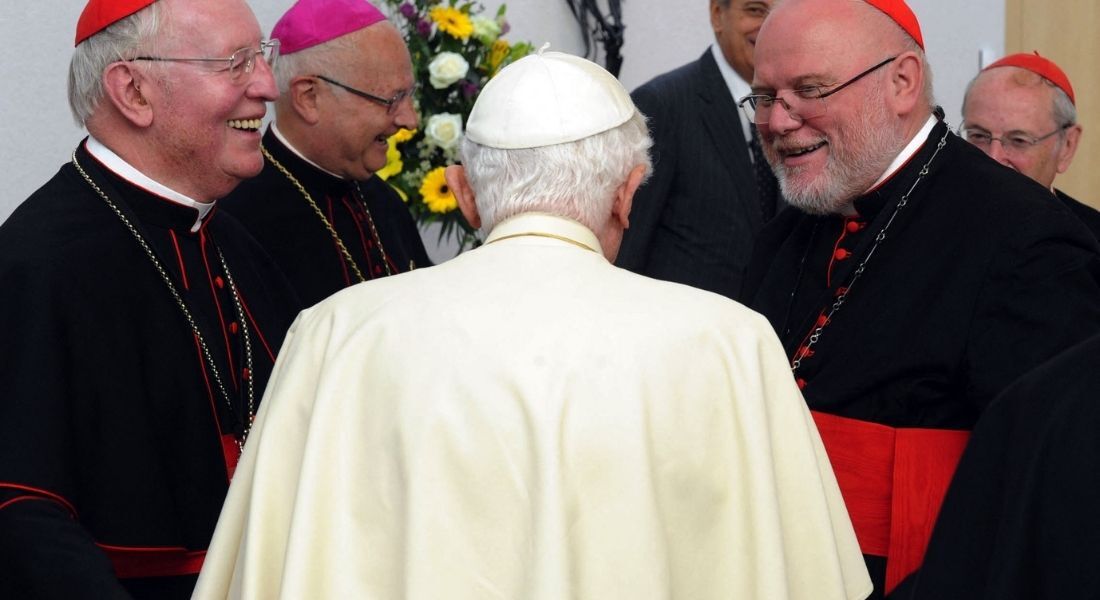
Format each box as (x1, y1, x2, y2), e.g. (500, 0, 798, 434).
(0, 1, 1003, 242)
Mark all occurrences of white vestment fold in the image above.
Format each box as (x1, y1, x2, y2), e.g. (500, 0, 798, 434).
(193, 213, 871, 600)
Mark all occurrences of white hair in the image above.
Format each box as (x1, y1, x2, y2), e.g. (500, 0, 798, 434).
(273, 33, 361, 94)
(68, 3, 164, 127)
(460, 111, 652, 234)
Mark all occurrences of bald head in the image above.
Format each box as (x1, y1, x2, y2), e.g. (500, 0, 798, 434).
(961, 65, 1081, 189)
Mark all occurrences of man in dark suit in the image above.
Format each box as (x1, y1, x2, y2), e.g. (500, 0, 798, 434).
(616, 0, 778, 299)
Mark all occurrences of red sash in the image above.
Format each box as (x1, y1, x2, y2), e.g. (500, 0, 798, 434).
(98, 544, 206, 579)
(811, 411, 970, 594)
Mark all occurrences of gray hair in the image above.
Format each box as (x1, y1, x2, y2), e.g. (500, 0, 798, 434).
(67, 3, 164, 127)
(460, 111, 653, 234)
(273, 31, 362, 94)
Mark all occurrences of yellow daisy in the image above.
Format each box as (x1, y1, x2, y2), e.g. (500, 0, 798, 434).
(376, 138, 403, 181)
(392, 128, 417, 144)
(488, 39, 510, 73)
(419, 166, 457, 213)
(429, 6, 473, 40)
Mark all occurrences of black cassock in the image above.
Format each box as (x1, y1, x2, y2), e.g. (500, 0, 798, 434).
(910, 332, 1100, 599)
(740, 120, 1100, 598)
(222, 128, 431, 310)
(0, 141, 299, 599)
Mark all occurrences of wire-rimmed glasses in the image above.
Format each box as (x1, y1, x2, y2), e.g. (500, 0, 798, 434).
(313, 75, 417, 115)
(958, 123, 1071, 154)
(129, 39, 279, 82)
(737, 56, 897, 127)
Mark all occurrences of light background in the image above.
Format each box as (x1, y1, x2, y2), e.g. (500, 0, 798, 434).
(0, 1, 1002, 260)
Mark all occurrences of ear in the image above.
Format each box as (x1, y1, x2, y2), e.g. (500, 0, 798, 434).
(447, 165, 480, 229)
(102, 62, 154, 127)
(613, 164, 648, 229)
(709, 0, 724, 33)
(1056, 124, 1082, 175)
(288, 75, 323, 125)
(886, 51, 923, 116)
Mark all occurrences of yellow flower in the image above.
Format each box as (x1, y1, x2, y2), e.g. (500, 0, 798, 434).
(376, 137, 403, 181)
(429, 6, 473, 40)
(488, 39, 510, 72)
(419, 166, 457, 213)
(392, 128, 417, 144)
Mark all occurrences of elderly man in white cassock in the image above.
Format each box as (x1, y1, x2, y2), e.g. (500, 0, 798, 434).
(193, 49, 872, 600)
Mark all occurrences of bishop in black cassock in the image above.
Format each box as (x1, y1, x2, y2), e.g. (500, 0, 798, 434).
(221, 127, 429, 309)
(0, 140, 299, 599)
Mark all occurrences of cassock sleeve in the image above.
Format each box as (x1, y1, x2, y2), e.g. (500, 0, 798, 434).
(0, 499, 132, 599)
(0, 254, 130, 598)
(965, 208, 1100, 409)
(912, 335, 1100, 599)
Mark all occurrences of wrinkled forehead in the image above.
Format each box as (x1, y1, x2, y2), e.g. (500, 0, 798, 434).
(752, 0, 875, 88)
(158, 0, 263, 54)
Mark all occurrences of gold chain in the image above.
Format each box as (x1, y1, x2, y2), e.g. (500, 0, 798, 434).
(72, 151, 255, 452)
(791, 128, 950, 373)
(485, 231, 598, 253)
(261, 144, 395, 280)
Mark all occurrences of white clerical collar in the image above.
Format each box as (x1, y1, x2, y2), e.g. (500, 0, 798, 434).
(270, 122, 345, 180)
(84, 136, 213, 233)
(866, 115, 938, 193)
(484, 213, 604, 256)
(711, 44, 753, 142)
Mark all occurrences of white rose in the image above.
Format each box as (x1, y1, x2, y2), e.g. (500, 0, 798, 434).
(471, 16, 501, 44)
(425, 113, 464, 150)
(428, 52, 469, 89)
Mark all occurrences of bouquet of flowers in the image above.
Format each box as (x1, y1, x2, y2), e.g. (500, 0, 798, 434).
(379, 0, 533, 250)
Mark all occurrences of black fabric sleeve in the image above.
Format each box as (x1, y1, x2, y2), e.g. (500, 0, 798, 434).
(0, 497, 132, 600)
(965, 208, 1100, 409)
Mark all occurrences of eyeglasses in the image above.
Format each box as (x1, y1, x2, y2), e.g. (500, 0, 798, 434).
(314, 75, 416, 115)
(130, 39, 279, 83)
(738, 56, 897, 126)
(958, 124, 1070, 154)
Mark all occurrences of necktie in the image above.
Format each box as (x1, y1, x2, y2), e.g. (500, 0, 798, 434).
(749, 126, 780, 221)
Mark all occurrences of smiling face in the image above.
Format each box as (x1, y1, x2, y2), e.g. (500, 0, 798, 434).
(710, 0, 771, 81)
(962, 66, 1080, 190)
(144, 0, 278, 201)
(751, 0, 908, 214)
(313, 23, 418, 180)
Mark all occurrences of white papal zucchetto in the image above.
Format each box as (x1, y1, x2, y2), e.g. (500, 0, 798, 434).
(465, 46, 637, 150)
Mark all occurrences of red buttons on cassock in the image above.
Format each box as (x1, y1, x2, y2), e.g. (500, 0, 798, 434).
(373, 265, 382, 275)
(214, 276, 225, 289)
(797, 378, 807, 390)
(241, 367, 251, 381)
(834, 248, 851, 260)
(816, 313, 829, 327)
(846, 220, 865, 233)
(835, 286, 849, 297)
(229, 322, 239, 335)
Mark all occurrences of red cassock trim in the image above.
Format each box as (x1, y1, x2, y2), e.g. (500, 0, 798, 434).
(0, 483, 79, 517)
(97, 543, 206, 579)
(810, 410, 970, 595)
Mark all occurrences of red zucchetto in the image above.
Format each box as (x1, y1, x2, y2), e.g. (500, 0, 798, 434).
(75, 0, 156, 46)
(984, 51, 1075, 106)
(864, 0, 924, 50)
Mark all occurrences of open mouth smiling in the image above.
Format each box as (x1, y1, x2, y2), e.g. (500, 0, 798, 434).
(227, 119, 262, 132)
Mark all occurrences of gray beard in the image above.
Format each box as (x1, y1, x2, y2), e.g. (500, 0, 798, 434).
(773, 100, 908, 216)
